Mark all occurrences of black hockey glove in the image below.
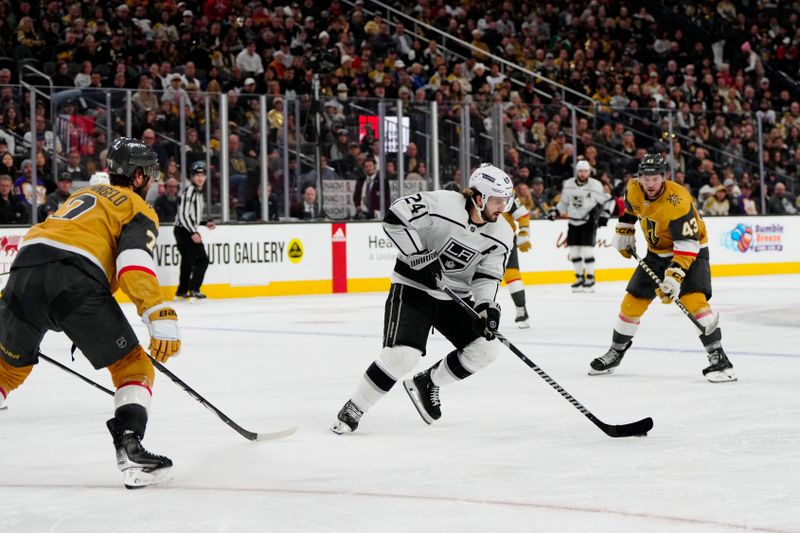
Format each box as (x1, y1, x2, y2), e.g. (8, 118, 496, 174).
(473, 302, 501, 340)
(546, 207, 559, 221)
(408, 250, 442, 290)
(597, 212, 610, 227)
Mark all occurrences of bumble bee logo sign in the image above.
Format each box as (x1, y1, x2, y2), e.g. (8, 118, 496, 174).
(287, 238, 304, 264)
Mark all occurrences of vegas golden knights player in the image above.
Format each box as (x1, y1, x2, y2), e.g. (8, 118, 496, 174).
(0, 137, 183, 488)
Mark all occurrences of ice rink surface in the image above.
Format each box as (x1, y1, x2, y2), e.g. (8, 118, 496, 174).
(1, 275, 799, 533)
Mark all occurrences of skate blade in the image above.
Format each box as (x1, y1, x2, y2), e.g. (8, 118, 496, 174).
(402, 379, 433, 425)
(571, 287, 583, 293)
(588, 367, 616, 376)
(515, 321, 530, 329)
(122, 466, 173, 489)
(582, 286, 596, 293)
(330, 421, 354, 435)
(0, 405, 7, 411)
(705, 369, 738, 383)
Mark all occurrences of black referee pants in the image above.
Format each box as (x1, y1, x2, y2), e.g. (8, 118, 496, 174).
(174, 226, 209, 295)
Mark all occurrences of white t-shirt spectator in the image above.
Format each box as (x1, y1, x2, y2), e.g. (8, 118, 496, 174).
(236, 49, 264, 75)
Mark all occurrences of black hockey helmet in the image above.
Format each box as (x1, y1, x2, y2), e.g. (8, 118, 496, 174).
(191, 160, 206, 174)
(638, 153, 668, 176)
(106, 137, 161, 183)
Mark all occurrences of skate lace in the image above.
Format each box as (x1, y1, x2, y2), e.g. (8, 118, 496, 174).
(597, 349, 621, 365)
(428, 384, 441, 408)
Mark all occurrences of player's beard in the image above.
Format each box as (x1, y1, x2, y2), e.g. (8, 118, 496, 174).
(482, 206, 501, 222)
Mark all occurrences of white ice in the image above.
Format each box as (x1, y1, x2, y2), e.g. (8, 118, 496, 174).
(1, 275, 799, 533)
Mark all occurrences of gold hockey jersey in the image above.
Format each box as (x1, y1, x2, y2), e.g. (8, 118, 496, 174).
(502, 196, 530, 232)
(623, 180, 707, 270)
(18, 184, 163, 315)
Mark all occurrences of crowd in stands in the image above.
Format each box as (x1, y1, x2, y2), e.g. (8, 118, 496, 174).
(1, 0, 800, 224)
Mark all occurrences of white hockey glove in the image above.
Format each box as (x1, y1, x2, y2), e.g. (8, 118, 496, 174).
(517, 228, 532, 252)
(656, 266, 685, 305)
(473, 302, 501, 340)
(612, 222, 637, 258)
(142, 304, 182, 362)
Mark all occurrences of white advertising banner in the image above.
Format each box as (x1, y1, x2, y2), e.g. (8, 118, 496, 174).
(153, 223, 331, 287)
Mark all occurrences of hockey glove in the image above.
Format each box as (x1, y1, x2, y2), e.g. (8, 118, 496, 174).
(517, 229, 532, 252)
(612, 222, 637, 258)
(142, 304, 182, 362)
(473, 302, 501, 340)
(597, 212, 610, 227)
(408, 250, 442, 290)
(546, 208, 559, 221)
(656, 265, 685, 304)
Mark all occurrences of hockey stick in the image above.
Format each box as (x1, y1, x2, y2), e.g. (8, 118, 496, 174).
(442, 287, 653, 438)
(147, 355, 297, 442)
(627, 248, 718, 336)
(40, 353, 115, 396)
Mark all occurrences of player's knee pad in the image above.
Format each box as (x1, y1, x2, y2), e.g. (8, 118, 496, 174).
(620, 293, 652, 320)
(377, 345, 422, 380)
(0, 358, 33, 393)
(580, 246, 595, 261)
(503, 267, 521, 285)
(460, 336, 500, 373)
(107, 345, 155, 390)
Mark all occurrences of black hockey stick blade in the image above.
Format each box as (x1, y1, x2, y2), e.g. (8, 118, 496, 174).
(587, 413, 653, 438)
(441, 287, 654, 438)
(149, 355, 296, 442)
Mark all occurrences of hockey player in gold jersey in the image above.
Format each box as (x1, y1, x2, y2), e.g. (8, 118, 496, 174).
(589, 153, 736, 382)
(0, 137, 182, 488)
(502, 188, 532, 328)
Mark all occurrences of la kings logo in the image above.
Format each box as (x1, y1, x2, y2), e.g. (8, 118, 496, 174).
(440, 238, 478, 273)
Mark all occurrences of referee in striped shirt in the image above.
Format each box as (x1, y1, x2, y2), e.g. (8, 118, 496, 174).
(174, 161, 215, 300)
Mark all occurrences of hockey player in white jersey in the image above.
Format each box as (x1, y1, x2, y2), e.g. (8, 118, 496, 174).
(546, 160, 613, 292)
(331, 164, 515, 434)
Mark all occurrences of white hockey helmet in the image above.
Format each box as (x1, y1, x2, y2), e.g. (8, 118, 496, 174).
(89, 171, 110, 186)
(468, 163, 513, 205)
(575, 160, 591, 172)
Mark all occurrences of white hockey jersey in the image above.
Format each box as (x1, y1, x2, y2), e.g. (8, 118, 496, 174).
(556, 177, 613, 226)
(383, 190, 514, 306)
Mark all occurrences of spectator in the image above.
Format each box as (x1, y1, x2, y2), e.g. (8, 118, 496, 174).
(291, 186, 326, 220)
(13, 159, 46, 220)
(767, 182, 798, 215)
(64, 150, 87, 182)
(702, 186, 731, 216)
(46, 173, 73, 216)
(528, 177, 554, 219)
(0, 174, 26, 224)
(154, 177, 180, 223)
(236, 41, 264, 76)
(141, 129, 168, 171)
(227, 133, 250, 213)
(353, 158, 380, 219)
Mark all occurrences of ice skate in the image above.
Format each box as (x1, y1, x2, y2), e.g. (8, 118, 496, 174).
(589, 343, 631, 375)
(515, 306, 530, 329)
(403, 368, 441, 424)
(582, 274, 596, 293)
(107, 418, 173, 489)
(330, 399, 363, 434)
(703, 349, 737, 383)
(191, 290, 207, 300)
(174, 291, 192, 302)
(571, 274, 585, 293)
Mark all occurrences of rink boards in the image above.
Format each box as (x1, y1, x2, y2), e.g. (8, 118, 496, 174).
(0, 216, 797, 299)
